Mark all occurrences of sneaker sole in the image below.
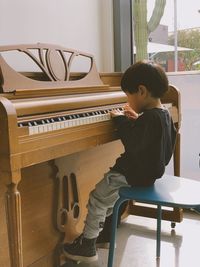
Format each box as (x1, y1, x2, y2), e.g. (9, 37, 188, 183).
(63, 249, 98, 263)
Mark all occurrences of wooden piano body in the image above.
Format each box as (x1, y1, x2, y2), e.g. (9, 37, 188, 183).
(0, 44, 181, 267)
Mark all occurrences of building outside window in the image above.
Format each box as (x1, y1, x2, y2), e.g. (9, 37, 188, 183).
(146, 0, 200, 72)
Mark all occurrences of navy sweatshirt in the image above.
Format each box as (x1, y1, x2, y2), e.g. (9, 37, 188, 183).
(111, 108, 177, 186)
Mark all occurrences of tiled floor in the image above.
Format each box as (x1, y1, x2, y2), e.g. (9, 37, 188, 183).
(62, 210, 200, 267)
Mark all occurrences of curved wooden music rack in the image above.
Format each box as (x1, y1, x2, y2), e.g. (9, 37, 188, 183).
(0, 43, 104, 93)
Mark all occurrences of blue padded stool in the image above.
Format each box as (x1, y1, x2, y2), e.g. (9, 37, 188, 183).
(107, 174, 200, 267)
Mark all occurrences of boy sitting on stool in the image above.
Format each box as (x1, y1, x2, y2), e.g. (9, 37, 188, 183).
(63, 61, 177, 263)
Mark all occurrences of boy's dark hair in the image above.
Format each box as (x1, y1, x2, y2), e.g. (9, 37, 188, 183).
(121, 61, 169, 97)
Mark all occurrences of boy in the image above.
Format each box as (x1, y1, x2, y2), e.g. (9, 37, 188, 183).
(63, 61, 177, 262)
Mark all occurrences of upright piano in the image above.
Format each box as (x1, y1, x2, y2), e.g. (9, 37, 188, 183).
(0, 44, 182, 267)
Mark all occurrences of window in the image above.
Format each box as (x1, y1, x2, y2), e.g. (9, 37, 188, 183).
(146, 0, 200, 72)
(113, 0, 200, 72)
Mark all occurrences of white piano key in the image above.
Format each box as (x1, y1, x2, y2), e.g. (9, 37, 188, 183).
(55, 122, 61, 130)
(33, 126, 39, 134)
(85, 117, 90, 124)
(76, 118, 82, 126)
(29, 126, 34, 135)
(98, 114, 104, 121)
(93, 114, 98, 122)
(78, 118, 84, 125)
(83, 117, 89, 124)
(106, 113, 111, 120)
(38, 125, 44, 133)
(64, 120, 69, 128)
(29, 126, 39, 135)
(56, 118, 65, 129)
(60, 121, 65, 129)
(70, 121, 74, 127)
(52, 123, 57, 131)
(46, 123, 53, 132)
(94, 115, 100, 122)
(72, 119, 77, 126)
(43, 124, 48, 132)
(68, 120, 73, 127)
(100, 114, 106, 121)
(32, 122, 39, 134)
(81, 117, 88, 125)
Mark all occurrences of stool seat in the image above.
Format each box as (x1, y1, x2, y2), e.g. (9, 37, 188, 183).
(107, 174, 200, 267)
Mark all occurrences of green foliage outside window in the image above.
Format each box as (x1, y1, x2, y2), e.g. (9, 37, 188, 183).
(168, 29, 200, 70)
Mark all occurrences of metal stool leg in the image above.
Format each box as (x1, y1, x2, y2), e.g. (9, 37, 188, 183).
(156, 205, 162, 258)
(107, 197, 127, 267)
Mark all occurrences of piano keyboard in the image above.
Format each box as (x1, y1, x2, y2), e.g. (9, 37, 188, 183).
(18, 107, 124, 135)
(17, 103, 177, 136)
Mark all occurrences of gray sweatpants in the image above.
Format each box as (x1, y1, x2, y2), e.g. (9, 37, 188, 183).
(83, 171, 129, 239)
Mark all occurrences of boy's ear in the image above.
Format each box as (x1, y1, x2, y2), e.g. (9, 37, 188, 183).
(138, 85, 148, 96)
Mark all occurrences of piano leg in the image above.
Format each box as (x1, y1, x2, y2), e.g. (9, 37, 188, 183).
(5, 172, 23, 267)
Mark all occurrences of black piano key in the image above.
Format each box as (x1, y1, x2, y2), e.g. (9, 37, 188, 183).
(65, 115, 70, 120)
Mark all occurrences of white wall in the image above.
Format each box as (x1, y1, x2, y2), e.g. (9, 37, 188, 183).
(0, 0, 114, 71)
(168, 72, 200, 181)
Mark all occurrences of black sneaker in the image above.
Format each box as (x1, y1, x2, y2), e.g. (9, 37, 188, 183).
(96, 204, 128, 250)
(63, 234, 98, 263)
(96, 215, 112, 249)
(96, 231, 110, 249)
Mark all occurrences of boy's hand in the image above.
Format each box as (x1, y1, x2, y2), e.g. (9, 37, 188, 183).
(124, 104, 139, 120)
(110, 109, 124, 117)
